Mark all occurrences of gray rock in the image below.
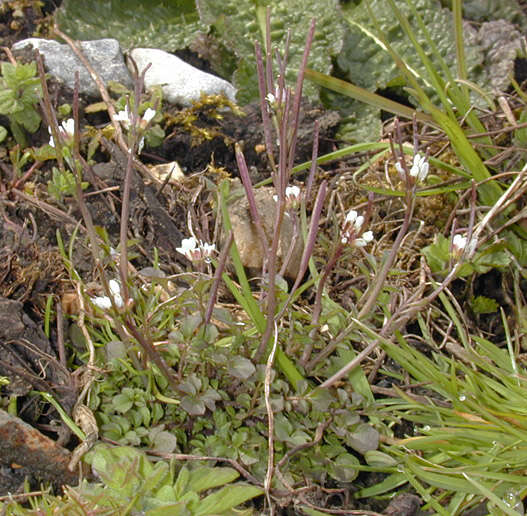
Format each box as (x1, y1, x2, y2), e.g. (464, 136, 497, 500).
(227, 180, 303, 281)
(129, 48, 237, 106)
(12, 38, 133, 98)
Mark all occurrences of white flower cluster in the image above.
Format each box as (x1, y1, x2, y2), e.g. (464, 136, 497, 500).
(273, 185, 301, 208)
(395, 153, 429, 184)
(341, 210, 374, 247)
(176, 237, 216, 262)
(113, 106, 156, 153)
(48, 118, 75, 148)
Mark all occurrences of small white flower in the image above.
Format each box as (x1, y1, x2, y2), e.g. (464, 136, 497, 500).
(266, 93, 276, 105)
(452, 233, 478, 259)
(176, 237, 200, 261)
(345, 210, 358, 224)
(273, 185, 301, 209)
(199, 242, 216, 263)
(266, 86, 286, 106)
(91, 279, 124, 310)
(285, 185, 300, 202)
(176, 237, 216, 262)
(200, 242, 216, 260)
(113, 106, 155, 152)
(343, 210, 364, 233)
(341, 210, 372, 246)
(48, 118, 75, 147)
(114, 106, 156, 127)
(409, 153, 429, 183)
(113, 106, 132, 126)
(354, 215, 364, 232)
(452, 234, 467, 251)
(395, 153, 429, 183)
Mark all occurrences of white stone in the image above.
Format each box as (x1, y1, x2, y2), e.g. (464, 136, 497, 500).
(129, 48, 237, 106)
(149, 161, 184, 184)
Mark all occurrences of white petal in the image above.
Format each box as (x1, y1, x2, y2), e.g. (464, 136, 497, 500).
(418, 162, 429, 182)
(109, 279, 121, 297)
(114, 106, 131, 124)
(362, 230, 374, 242)
(176, 236, 199, 257)
(183, 237, 198, 250)
(345, 210, 358, 224)
(354, 215, 364, 231)
(453, 234, 467, 250)
(62, 118, 75, 135)
(91, 295, 112, 310)
(113, 294, 124, 308)
(285, 185, 300, 199)
(142, 108, 156, 123)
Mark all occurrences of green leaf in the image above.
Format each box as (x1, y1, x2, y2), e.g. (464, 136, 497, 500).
(227, 356, 256, 380)
(173, 465, 190, 500)
(141, 461, 171, 498)
(327, 452, 359, 483)
(187, 466, 239, 493)
(149, 428, 178, 454)
(345, 423, 379, 455)
(0, 90, 16, 115)
(13, 106, 41, 133)
(180, 395, 205, 416)
(1, 62, 17, 85)
(0, 126, 7, 143)
(112, 392, 134, 413)
(196, 0, 345, 103)
(364, 450, 398, 467)
(422, 233, 451, 274)
(462, 0, 527, 24)
(194, 484, 264, 515)
(470, 296, 499, 315)
(145, 502, 188, 516)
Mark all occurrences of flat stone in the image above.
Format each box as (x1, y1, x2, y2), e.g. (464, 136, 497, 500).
(129, 48, 237, 106)
(227, 180, 303, 281)
(12, 38, 133, 98)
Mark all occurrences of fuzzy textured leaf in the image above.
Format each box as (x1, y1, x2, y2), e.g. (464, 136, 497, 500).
(196, 0, 345, 103)
(332, 0, 490, 141)
(55, 0, 205, 52)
